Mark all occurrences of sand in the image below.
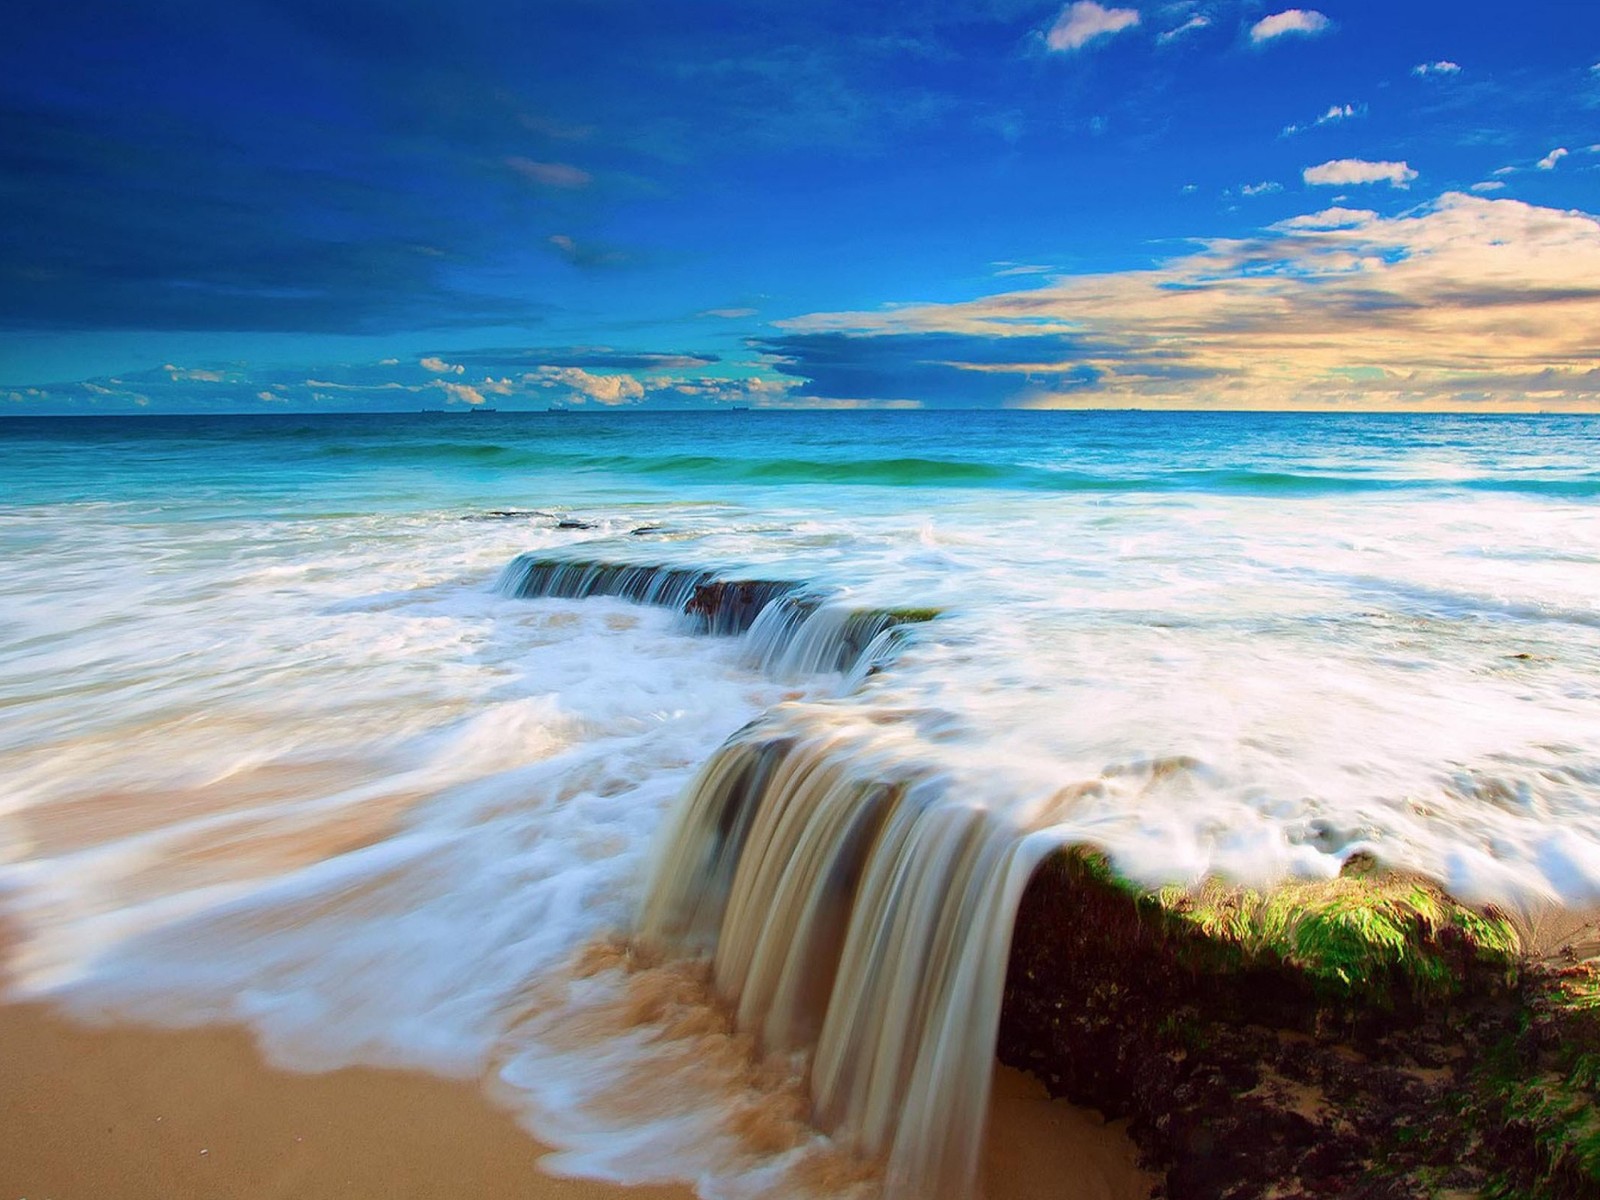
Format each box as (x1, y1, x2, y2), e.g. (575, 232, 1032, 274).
(0, 1002, 697, 1200)
(0, 1001, 1151, 1200)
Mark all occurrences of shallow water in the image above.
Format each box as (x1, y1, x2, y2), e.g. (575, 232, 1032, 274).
(2, 410, 1598, 1195)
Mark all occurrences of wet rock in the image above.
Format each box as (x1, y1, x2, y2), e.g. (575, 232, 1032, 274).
(460, 509, 555, 521)
(685, 579, 805, 636)
(995, 849, 1596, 1199)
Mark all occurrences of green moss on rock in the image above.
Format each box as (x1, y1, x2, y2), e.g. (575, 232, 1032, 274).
(998, 845, 1593, 1199)
(1055, 847, 1521, 1011)
(882, 606, 942, 624)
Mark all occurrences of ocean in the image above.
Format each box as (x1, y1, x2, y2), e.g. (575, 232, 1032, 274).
(3, 409, 1599, 1195)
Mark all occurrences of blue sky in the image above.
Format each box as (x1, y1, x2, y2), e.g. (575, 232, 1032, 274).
(3, 0, 1598, 411)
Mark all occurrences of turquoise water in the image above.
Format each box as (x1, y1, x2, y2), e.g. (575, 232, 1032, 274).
(5, 411, 1600, 506)
(3, 410, 1599, 1194)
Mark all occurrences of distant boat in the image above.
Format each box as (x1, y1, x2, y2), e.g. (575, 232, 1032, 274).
(547, 405, 570, 414)
(730, 404, 750, 412)
(471, 406, 498, 413)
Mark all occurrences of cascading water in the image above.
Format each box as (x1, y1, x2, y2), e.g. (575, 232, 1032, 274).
(496, 552, 1033, 1195)
(497, 554, 930, 675)
(637, 714, 1066, 1199)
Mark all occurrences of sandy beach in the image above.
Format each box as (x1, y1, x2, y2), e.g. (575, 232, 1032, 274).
(0, 1001, 698, 1200)
(0, 1001, 1151, 1200)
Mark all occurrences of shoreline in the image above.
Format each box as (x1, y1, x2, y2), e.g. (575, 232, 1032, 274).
(0, 999, 1153, 1200)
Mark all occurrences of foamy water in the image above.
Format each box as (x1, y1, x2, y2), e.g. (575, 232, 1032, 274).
(2, 411, 1598, 1196)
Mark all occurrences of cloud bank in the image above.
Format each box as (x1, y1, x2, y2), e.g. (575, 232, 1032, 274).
(15, 199, 1600, 414)
(766, 195, 1600, 411)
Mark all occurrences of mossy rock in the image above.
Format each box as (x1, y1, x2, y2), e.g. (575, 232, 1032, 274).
(1477, 961, 1600, 1199)
(882, 606, 942, 624)
(1053, 846, 1521, 1013)
(998, 846, 1563, 1199)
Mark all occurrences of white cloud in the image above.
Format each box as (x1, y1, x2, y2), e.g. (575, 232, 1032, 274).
(1241, 181, 1283, 196)
(1275, 206, 1377, 231)
(1046, 1, 1140, 51)
(163, 364, 226, 382)
(1303, 158, 1418, 188)
(1250, 10, 1331, 43)
(528, 366, 646, 405)
(700, 307, 759, 318)
(1470, 181, 1507, 192)
(1412, 60, 1461, 76)
(504, 157, 592, 189)
(436, 381, 487, 407)
(1157, 14, 1210, 43)
(1181, 183, 1199, 194)
(662, 375, 800, 406)
(1537, 147, 1569, 170)
(1283, 102, 1360, 136)
(305, 379, 408, 392)
(420, 356, 464, 375)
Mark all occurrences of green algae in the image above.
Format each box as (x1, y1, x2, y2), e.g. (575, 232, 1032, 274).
(1480, 963, 1600, 1198)
(882, 607, 942, 624)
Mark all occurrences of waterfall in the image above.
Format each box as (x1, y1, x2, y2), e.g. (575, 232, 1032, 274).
(499, 552, 1023, 1195)
(638, 719, 1063, 1199)
(742, 596, 924, 679)
(497, 554, 726, 611)
(498, 554, 930, 677)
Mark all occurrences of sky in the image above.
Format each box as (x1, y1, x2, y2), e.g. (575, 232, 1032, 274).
(2, 0, 1598, 412)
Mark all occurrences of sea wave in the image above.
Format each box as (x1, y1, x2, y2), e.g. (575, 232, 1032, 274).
(311, 439, 1600, 496)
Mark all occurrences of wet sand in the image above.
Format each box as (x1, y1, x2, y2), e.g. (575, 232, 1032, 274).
(0, 1001, 1151, 1200)
(0, 1001, 697, 1200)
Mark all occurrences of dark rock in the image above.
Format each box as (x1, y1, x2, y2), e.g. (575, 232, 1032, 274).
(461, 509, 555, 521)
(995, 849, 1598, 1199)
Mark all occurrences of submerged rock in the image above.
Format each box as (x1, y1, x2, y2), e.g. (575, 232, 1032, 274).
(497, 554, 937, 678)
(685, 579, 806, 636)
(459, 508, 555, 521)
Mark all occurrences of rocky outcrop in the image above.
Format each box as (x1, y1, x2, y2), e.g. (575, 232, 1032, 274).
(497, 554, 938, 677)
(998, 848, 1600, 1198)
